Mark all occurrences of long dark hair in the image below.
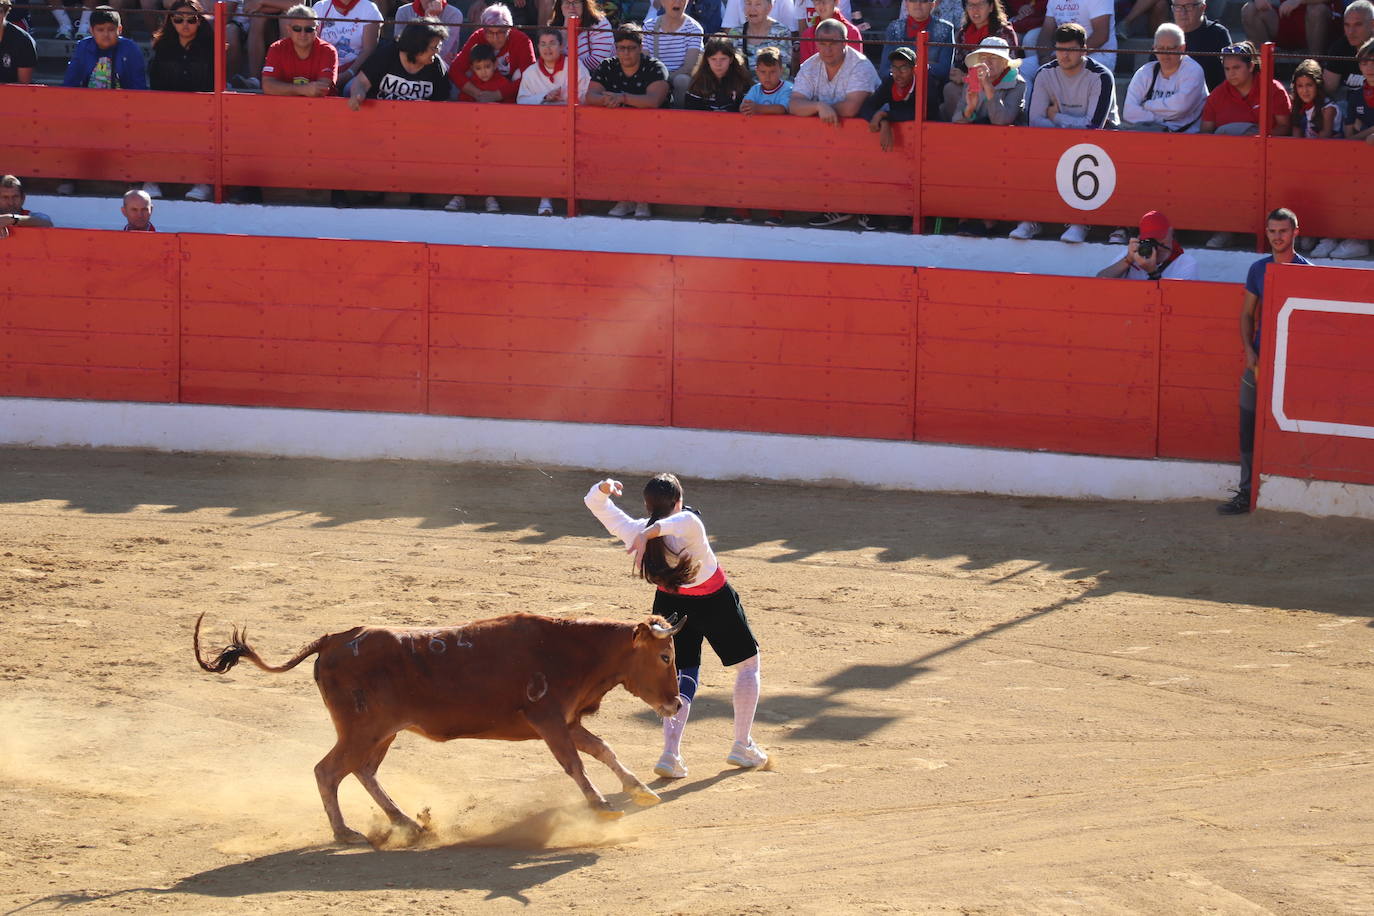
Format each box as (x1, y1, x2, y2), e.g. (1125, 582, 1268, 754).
(687, 36, 751, 100)
(548, 0, 607, 26)
(152, 0, 210, 51)
(638, 473, 699, 589)
(961, 0, 1008, 35)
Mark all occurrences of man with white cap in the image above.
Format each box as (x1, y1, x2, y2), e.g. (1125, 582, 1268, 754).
(1096, 210, 1198, 280)
(952, 35, 1026, 124)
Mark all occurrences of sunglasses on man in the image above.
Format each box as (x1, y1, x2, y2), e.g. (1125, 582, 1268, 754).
(291, 24, 316, 32)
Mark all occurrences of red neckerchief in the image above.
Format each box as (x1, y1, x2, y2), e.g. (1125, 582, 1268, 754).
(325, 0, 363, 18)
(538, 55, 564, 80)
(962, 23, 990, 46)
(905, 16, 929, 39)
(411, 0, 444, 13)
(891, 78, 913, 101)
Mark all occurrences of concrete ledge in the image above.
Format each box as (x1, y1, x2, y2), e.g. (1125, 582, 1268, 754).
(1259, 475, 1374, 520)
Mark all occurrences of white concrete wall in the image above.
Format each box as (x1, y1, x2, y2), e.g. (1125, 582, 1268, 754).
(0, 398, 1234, 503)
(1258, 476, 1374, 520)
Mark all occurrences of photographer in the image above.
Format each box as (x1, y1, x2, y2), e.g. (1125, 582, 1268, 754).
(1095, 210, 1198, 280)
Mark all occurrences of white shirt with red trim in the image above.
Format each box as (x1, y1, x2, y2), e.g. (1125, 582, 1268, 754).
(584, 483, 720, 590)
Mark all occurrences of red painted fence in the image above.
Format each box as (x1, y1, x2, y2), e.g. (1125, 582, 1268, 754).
(1, 227, 1258, 467)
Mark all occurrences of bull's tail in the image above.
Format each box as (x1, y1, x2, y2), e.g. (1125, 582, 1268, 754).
(193, 612, 327, 675)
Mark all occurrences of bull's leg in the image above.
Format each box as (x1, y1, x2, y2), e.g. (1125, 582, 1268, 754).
(353, 734, 424, 840)
(570, 723, 660, 807)
(526, 713, 619, 818)
(314, 738, 373, 845)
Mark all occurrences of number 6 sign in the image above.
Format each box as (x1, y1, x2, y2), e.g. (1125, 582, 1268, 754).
(1055, 143, 1117, 211)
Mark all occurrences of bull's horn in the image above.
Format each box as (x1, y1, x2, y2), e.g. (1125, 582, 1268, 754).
(649, 615, 687, 638)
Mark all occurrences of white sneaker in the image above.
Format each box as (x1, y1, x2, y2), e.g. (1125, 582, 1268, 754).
(56, 181, 75, 196)
(608, 200, 634, 217)
(484, 196, 501, 213)
(1206, 231, 1233, 249)
(1108, 227, 1129, 245)
(537, 197, 553, 216)
(184, 183, 212, 202)
(142, 182, 162, 199)
(1310, 237, 1338, 258)
(1329, 238, 1370, 260)
(653, 752, 687, 779)
(634, 202, 651, 219)
(1059, 223, 1088, 243)
(54, 26, 75, 40)
(1008, 220, 1040, 240)
(444, 195, 465, 212)
(726, 740, 768, 768)
(76, 26, 91, 40)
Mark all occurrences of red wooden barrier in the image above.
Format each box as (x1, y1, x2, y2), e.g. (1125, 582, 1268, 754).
(1264, 138, 1372, 244)
(914, 269, 1159, 457)
(672, 259, 915, 438)
(221, 94, 570, 198)
(1157, 280, 1240, 462)
(0, 228, 178, 402)
(427, 247, 673, 425)
(574, 108, 918, 216)
(1256, 265, 1374, 488)
(3, 85, 216, 186)
(178, 234, 427, 412)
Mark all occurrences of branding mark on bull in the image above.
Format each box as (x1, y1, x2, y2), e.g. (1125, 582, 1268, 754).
(346, 633, 369, 657)
(526, 672, 548, 703)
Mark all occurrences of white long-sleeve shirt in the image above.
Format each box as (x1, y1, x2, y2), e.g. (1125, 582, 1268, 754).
(584, 483, 719, 589)
(517, 59, 589, 104)
(1123, 56, 1206, 132)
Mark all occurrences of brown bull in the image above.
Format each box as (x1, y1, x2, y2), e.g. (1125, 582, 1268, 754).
(193, 611, 686, 845)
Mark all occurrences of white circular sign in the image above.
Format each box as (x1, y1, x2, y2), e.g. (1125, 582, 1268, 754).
(1055, 143, 1117, 211)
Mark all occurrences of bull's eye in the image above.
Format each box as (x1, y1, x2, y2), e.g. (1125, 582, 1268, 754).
(660, 653, 670, 664)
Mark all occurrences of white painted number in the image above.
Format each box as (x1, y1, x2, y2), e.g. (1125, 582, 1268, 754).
(1055, 144, 1116, 212)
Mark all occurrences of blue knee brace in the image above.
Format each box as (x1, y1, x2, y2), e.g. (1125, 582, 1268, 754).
(678, 666, 700, 703)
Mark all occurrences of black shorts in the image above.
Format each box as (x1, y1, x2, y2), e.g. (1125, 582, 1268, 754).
(653, 581, 758, 670)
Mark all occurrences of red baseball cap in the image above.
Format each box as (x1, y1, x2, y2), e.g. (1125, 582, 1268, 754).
(1138, 210, 1171, 241)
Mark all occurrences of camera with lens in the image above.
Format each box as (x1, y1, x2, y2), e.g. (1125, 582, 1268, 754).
(1136, 238, 1159, 259)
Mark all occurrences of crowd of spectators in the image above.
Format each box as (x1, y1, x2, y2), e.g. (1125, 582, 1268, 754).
(2, 0, 1371, 250)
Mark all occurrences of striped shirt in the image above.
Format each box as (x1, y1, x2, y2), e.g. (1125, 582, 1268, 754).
(642, 14, 704, 73)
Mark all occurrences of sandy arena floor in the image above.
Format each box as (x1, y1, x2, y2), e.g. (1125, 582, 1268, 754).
(1, 447, 1372, 915)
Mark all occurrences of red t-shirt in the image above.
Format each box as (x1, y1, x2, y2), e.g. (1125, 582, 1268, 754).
(798, 12, 864, 63)
(449, 28, 535, 89)
(459, 71, 517, 102)
(1202, 77, 1291, 130)
(262, 36, 339, 89)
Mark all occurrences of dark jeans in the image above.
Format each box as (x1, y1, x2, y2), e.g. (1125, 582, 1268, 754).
(1237, 367, 1256, 496)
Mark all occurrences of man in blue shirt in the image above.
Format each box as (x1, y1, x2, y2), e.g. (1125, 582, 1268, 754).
(1219, 207, 1313, 515)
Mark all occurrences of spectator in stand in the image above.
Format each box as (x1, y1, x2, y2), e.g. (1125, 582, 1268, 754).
(1095, 210, 1199, 279)
(1346, 36, 1374, 143)
(451, 4, 535, 96)
(1013, 23, 1114, 242)
(1171, 0, 1229, 91)
(121, 188, 155, 231)
(520, 27, 588, 216)
(349, 17, 450, 105)
(1121, 22, 1206, 132)
(148, 0, 215, 203)
(262, 3, 337, 96)
(1117, 0, 1168, 42)
(685, 34, 750, 110)
(1039, 0, 1114, 77)
(446, 42, 514, 212)
(396, 0, 464, 62)
(588, 23, 669, 218)
(729, 0, 794, 72)
(798, 0, 860, 63)
(1323, 1, 1373, 95)
(1008, 0, 1046, 74)
(48, 0, 98, 40)
(0, 0, 37, 84)
(883, 0, 953, 120)
(942, 0, 1019, 120)
(469, 0, 539, 31)
(63, 6, 147, 89)
(1286, 58, 1346, 257)
(952, 34, 1025, 123)
(314, 0, 381, 92)
(1219, 207, 1310, 515)
(1241, 0, 1335, 57)
(863, 46, 919, 151)
(643, 0, 703, 107)
(791, 18, 879, 228)
(0, 175, 53, 241)
(723, 0, 799, 32)
(548, 0, 614, 73)
(246, 0, 301, 90)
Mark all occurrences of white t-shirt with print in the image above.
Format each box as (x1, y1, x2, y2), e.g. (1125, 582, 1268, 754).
(1045, 0, 1115, 73)
(313, 0, 383, 70)
(792, 44, 878, 104)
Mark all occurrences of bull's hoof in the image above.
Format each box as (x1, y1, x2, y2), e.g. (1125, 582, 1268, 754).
(629, 786, 661, 807)
(333, 828, 372, 846)
(389, 817, 425, 845)
(595, 807, 625, 821)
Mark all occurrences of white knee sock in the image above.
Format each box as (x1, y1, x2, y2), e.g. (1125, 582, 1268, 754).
(53, 8, 73, 31)
(78, 9, 92, 32)
(662, 698, 691, 758)
(732, 654, 761, 745)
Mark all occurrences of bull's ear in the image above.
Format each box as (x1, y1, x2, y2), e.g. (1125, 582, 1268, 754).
(633, 621, 652, 645)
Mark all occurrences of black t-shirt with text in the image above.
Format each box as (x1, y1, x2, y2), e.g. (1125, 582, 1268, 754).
(591, 54, 671, 105)
(361, 43, 449, 101)
(0, 21, 38, 83)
